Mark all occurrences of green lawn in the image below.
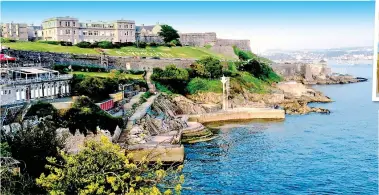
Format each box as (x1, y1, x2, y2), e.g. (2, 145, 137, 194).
(70, 71, 144, 79)
(3, 42, 235, 60)
(3, 42, 100, 54)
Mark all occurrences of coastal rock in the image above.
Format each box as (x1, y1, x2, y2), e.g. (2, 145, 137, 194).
(171, 94, 208, 114)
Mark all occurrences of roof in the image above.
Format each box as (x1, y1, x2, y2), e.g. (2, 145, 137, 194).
(136, 25, 155, 32)
(11, 68, 58, 74)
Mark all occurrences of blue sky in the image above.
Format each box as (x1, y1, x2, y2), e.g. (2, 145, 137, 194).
(1, 1, 375, 51)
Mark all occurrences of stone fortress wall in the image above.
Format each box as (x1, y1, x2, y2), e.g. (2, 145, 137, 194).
(5, 50, 195, 71)
(271, 62, 332, 81)
(179, 32, 251, 51)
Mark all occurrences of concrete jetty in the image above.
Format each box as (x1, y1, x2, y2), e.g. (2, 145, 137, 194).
(188, 107, 285, 123)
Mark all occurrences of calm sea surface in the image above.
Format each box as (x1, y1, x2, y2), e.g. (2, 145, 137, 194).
(182, 63, 378, 194)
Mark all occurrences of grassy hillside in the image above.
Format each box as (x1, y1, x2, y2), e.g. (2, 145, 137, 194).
(2, 41, 234, 60)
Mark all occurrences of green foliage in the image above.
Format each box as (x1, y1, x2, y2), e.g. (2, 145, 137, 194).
(238, 59, 281, 82)
(142, 91, 153, 99)
(98, 41, 114, 49)
(38, 40, 60, 45)
(195, 56, 223, 79)
(151, 65, 189, 94)
(1, 120, 65, 178)
(155, 82, 173, 94)
(0, 142, 12, 157)
(204, 44, 212, 49)
(76, 41, 92, 48)
(233, 72, 268, 94)
(63, 96, 122, 135)
(189, 62, 209, 78)
(71, 76, 118, 101)
(187, 78, 223, 94)
(25, 101, 59, 119)
(158, 25, 180, 43)
(0, 38, 16, 43)
(1, 161, 36, 195)
(137, 41, 147, 48)
(37, 136, 184, 195)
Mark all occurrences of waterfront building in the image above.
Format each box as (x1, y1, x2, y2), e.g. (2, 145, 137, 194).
(0, 67, 72, 106)
(1, 23, 28, 41)
(42, 17, 136, 44)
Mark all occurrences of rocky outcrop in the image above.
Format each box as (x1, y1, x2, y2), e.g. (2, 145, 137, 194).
(126, 94, 188, 145)
(171, 95, 208, 114)
(285, 74, 367, 85)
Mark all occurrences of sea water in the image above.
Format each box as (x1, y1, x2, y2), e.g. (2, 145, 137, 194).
(182, 63, 378, 194)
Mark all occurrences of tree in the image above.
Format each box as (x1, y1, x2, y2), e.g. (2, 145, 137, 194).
(1, 119, 65, 178)
(196, 56, 223, 79)
(189, 62, 209, 78)
(158, 25, 180, 43)
(37, 136, 184, 195)
(63, 96, 122, 136)
(25, 101, 59, 120)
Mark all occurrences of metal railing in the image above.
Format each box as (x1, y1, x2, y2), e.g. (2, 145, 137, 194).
(0, 74, 73, 85)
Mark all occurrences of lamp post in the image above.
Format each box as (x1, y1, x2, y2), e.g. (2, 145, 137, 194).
(221, 75, 227, 111)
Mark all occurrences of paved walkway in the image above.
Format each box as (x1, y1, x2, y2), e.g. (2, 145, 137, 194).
(112, 92, 144, 117)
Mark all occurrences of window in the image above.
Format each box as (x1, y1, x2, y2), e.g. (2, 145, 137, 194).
(9, 90, 11, 94)
(65, 29, 71, 35)
(94, 31, 98, 36)
(127, 31, 129, 36)
(88, 31, 93, 35)
(73, 30, 76, 34)
(73, 22, 75, 27)
(4, 90, 6, 94)
(83, 31, 87, 35)
(60, 21, 62, 26)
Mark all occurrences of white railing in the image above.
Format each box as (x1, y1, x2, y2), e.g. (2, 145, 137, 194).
(0, 74, 73, 85)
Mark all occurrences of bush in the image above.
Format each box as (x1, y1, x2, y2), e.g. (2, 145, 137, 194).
(76, 41, 91, 48)
(195, 56, 223, 79)
(38, 40, 60, 45)
(60, 41, 73, 46)
(0, 38, 14, 43)
(98, 41, 114, 49)
(204, 44, 212, 49)
(149, 42, 157, 47)
(90, 42, 99, 48)
(137, 42, 147, 48)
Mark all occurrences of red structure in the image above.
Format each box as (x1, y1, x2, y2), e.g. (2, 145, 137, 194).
(96, 99, 114, 111)
(0, 54, 16, 62)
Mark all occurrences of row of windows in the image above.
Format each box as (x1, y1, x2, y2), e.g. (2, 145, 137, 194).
(59, 21, 76, 27)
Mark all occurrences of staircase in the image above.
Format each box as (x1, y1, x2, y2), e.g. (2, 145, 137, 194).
(145, 71, 156, 93)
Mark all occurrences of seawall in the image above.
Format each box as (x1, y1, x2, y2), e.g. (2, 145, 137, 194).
(188, 108, 285, 123)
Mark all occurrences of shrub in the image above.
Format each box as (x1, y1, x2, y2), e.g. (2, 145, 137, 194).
(149, 42, 157, 47)
(90, 42, 99, 48)
(76, 41, 91, 48)
(38, 40, 60, 45)
(195, 56, 223, 79)
(0, 38, 14, 43)
(60, 41, 72, 46)
(137, 41, 147, 48)
(204, 44, 212, 49)
(98, 41, 114, 49)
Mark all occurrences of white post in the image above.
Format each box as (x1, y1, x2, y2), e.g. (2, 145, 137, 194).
(221, 75, 227, 111)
